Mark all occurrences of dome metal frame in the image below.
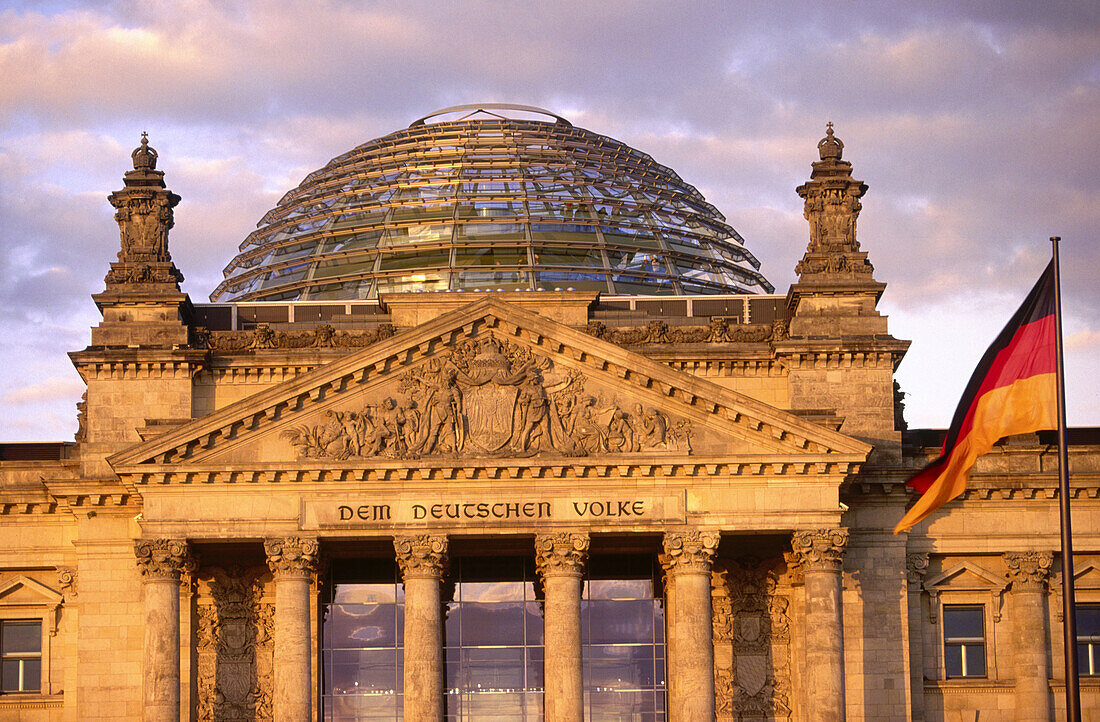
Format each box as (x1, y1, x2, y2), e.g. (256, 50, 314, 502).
(212, 111, 774, 302)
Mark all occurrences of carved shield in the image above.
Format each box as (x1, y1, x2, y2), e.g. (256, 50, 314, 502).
(735, 653, 767, 697)
(463, 382, 518, 451)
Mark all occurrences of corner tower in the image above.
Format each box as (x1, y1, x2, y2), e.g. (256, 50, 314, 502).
(778, 125, 909, 457)
(69, 136, 205, 475)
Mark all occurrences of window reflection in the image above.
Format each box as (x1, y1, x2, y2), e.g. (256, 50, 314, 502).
(323, 560, 403, 721)
(582, 555, 666, 720)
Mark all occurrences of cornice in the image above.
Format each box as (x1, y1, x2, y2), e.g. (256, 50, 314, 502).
(117, 453, 865, 487)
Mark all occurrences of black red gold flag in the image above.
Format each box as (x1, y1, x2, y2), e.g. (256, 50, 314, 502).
(894, 262, 1058, 533)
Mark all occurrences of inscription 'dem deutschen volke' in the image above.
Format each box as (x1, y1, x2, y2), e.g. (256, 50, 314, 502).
(304, 493, 685, 528)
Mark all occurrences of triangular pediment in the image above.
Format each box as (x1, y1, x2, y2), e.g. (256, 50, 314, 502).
(925, 561, 1006, 592)
(0, 576, 62, 607)
(109, 297, 869, 479)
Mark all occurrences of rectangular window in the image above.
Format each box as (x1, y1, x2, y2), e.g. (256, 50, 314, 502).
(0, 621, 41, 694)
(943, 605, 986, 678)
(1077, 604, 1100, 676)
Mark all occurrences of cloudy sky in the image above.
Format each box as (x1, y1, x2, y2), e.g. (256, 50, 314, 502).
(1, 0, 1097, 441)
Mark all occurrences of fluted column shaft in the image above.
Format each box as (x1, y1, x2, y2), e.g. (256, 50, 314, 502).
(792, 528, 849, 722)
(395, 535, 448, 722)
(135, 539, 192, 722)
(535, 532, 589, 722)
(906, 553, 929, 722)
(660, 529, 720, 721)
(1004, 551, 1053, 722)
(265, 537, 319, 722)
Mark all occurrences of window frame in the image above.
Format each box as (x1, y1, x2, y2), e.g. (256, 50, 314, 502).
(0, 575, 63, 699)
(942, 604, 987, 679)
(0, 620, 43, 694)
(1076, 603, 1100, 677)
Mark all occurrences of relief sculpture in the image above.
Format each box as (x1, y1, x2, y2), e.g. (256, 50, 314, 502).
(282, 334, 693, 460)
(195, 567, 274, 721)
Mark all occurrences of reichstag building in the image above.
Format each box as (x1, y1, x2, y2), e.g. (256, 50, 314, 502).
(0, 104, 1097, 721)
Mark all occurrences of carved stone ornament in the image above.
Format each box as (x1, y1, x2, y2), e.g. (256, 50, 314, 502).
(394, 534, 449, 580)
(583, 317, 786, 346)
(198, 322, 395, 352)
(906, 552, 930, 587)
(195, 567, 273, 721)
(790, 528, 849, 571)
(263, 537, 319, 578)
(1003, 551, 1053, 592)
(134, 538, 194, 581)
(534, 532, 590, 578)
(713, 558, 792, 720)
(281, 334, 693, 461)
(56, 567, 77, 598)
(659, 529, 720, 575)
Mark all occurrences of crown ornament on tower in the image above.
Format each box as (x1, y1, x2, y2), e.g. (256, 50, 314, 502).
(793, 123, 874, 281)
(103, 133, 184, 289)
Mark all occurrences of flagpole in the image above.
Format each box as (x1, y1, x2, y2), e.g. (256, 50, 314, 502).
(1052, 236, 1080, 720)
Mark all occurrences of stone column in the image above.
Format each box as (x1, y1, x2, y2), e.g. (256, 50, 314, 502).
(660, 529, 720, 722)
(906, 553, 929, 722)
(535, 532, 589, 722)
(1004, 551, 1054, 722)
(791, 528, 849, 722)
(265, 536, 319, 722)
(395, 534, 448, 722)
(134, 538, 193, 722)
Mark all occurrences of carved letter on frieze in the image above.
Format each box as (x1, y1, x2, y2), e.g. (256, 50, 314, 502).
(281, 334, 695, 462)
(659, 529, 720, 576)
(263, 537, 319, 579)
(1003, 551, 1053, 592)
(134, 538, 194, 581)
(534, 532, 590, 579)
(790, 528, 849, 572)
(394, 535, 449, 580)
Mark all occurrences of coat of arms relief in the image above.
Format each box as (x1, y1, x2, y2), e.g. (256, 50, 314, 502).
(282, 334, 694, 460)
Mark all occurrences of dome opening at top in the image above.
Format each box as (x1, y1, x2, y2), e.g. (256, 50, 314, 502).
(211, 104, 774, 302)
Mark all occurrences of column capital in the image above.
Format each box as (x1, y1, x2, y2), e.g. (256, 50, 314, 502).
(394, 534, 448, 580)
(134, 538, 194, 581)
(659, 529, 720, 576)
(264, 536, 319, 578)
(535, 532, 590, 579)
(906, 552, 930, 588)
(1003, 551, 1053, 592)
(791, 528, 849, 571)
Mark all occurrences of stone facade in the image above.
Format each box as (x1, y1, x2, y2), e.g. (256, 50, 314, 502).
(1, 129, 1098, 722)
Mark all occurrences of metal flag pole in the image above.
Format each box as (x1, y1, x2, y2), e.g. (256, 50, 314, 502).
(1052, 236, 1081, 720)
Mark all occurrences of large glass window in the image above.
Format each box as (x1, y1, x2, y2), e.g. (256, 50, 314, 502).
(0, 620, 41, 694)
(583, 555, 666, 720)
(444, 557, 543, 721)
(322, 560, 404, 721)
(1077, 604, 1100, 676)
(943, 605, 986, 678)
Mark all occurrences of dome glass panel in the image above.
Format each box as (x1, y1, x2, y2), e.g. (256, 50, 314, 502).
(211, 105, 773, 301)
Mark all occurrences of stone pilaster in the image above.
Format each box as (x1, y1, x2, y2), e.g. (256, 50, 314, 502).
(791, 528, 848, 722)
(906, 553, 929, 722)
(264, 536, 319, 722)
(395, 534, 448, 722)
(660, 529, 720, 721)
(134, 538, 193, 722)
(1004, 551, 1053, 722)
(535, 532, 589, 722)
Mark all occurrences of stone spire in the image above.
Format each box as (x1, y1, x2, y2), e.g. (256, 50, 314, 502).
(793, 123, 875, 282)
(103, 133, 184, 289)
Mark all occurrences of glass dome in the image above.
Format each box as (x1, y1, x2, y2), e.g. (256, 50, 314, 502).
(211, 104, 773, 302)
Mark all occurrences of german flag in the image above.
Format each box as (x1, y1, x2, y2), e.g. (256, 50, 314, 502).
(894, 262, 1058, 533)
